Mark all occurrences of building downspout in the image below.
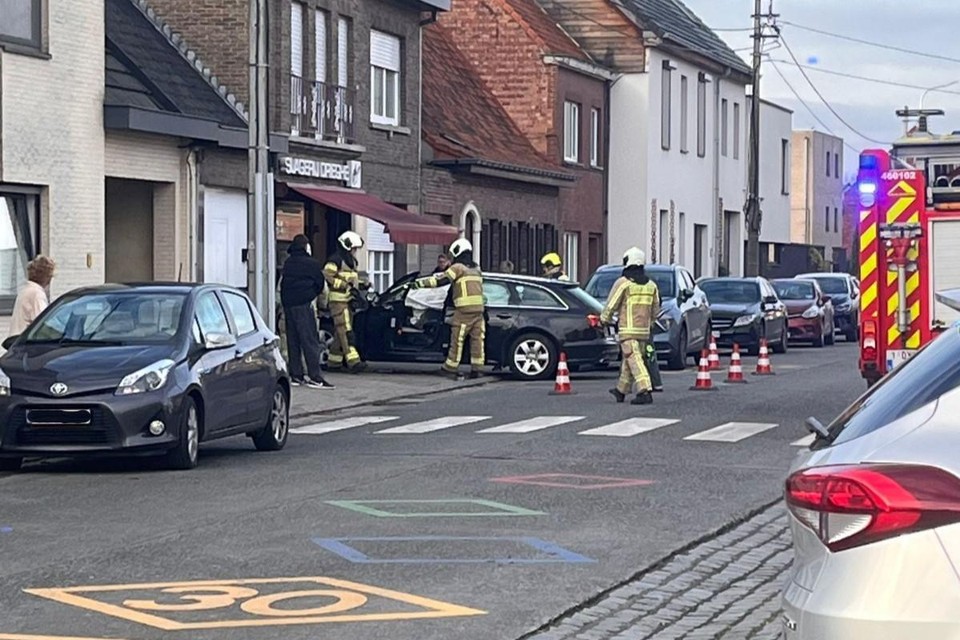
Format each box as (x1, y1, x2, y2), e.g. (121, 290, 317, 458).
(186, 148, 200, 281)
(413, 12, 436, 273)
(602, 76, 616, 266)
(712, 70, 731, 275)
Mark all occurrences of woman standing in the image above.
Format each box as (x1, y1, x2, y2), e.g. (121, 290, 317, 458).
(9, 255, 55, 337)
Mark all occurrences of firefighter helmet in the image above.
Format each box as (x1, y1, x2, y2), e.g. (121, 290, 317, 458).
(338, 230, 364, 251)
(623, 247, 646, 267)
(449, 238, 473, 258)
(540, 252, 563, 268)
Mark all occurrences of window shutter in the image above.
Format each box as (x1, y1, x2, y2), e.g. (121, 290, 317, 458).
(291, 3, 304, 78)
(315, 10, 327, 83)
(370, 30, 400, 72)
(365, 221, 394, 252)
(338, 17, 349, 87)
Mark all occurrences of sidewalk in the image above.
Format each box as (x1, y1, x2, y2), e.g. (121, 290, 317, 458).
(289, 362, 502, 419)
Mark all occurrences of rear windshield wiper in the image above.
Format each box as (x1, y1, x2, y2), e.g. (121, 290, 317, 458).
(805, 416, 835, 444)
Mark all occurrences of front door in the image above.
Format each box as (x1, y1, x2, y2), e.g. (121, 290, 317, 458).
(193, 291, 248, 432)
(203, 188, 247, 288)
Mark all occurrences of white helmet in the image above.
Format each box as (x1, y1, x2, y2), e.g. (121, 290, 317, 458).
(449, 238, 473, 258)
(623, 246, 646, 267)
(338, 230, 364, 251)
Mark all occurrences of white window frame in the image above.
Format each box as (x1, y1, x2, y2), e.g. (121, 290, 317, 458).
(315, 9, 328, 84)
(680, 75, 689, 153)
(562, 232, 579, 281)
(721, 98, 728, 157)
(781, 139, 790, 194)
(370, 29, 401, 126)
(0, 0, 42, 50)
(697, 75, 707, 158)
(590, 108, 600, 167)
(661, 61, 673, 151)
(733, 102, 740, 160)
(563, 101, 580, 163)
(290, 2, 306, 132)
(368, 250, 394, 294)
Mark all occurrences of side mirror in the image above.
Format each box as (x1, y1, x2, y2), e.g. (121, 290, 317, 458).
(763, 295, 779, 305)
(681, 288, 695, 301)
(822, 295, 832, 304)
(2, 335, 18, 350)
(204, 332, 237, 350)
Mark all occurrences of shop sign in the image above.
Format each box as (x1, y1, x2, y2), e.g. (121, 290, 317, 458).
(279, 156, 362, 189)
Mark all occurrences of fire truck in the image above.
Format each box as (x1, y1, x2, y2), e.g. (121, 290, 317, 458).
(857, 108, 960, 386)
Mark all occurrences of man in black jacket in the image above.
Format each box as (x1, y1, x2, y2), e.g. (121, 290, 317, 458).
(280, 235, 334, 389)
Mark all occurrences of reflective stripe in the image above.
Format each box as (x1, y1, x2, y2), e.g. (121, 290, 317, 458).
(456, 295, 485, 308)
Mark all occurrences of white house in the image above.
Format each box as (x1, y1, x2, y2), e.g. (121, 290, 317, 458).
(756, 98, 794, 264)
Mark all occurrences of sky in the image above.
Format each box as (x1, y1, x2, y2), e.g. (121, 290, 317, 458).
(681, 0, 960, 181)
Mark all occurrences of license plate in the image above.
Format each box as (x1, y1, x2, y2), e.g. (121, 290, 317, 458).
(887, 349, 915, 370)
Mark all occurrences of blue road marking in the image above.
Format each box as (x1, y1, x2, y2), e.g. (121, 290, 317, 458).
(311, 535, 596, 564)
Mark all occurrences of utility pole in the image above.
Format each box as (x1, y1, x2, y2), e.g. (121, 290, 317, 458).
(743, 0, 778, 277)
(248, 0, 275, 329)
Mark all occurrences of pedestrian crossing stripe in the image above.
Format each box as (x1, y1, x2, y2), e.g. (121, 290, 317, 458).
(292, 416, 798, 444)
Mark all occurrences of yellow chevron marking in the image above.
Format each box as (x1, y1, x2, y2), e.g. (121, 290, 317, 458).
(860, 252, 877, 279)
(861, 283, 878, 312)
(908, 329, 921, 349)
(860, 209, 873, 223)
(886, 196, 915, 224)
(888, 325, 901, 346)
(887, 292, 899, 316)
(907, 270, 920, 293)
(887, 270, 897, 286)
(860, 224, 877, 253)
(888, 180, 917, 197)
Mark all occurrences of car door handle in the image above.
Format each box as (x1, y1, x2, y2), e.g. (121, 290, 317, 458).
(496, 313, 512, 319)
(234, 349, 244, 360)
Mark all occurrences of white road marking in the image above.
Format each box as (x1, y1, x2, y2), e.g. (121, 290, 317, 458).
(684, 421, 779, 443)
(578, 418, 681, 437)
(792, 434, 816, 447)
(375, 416, 491, 434)
(477, 416, 585, 434)
(291, 416, 399, 434)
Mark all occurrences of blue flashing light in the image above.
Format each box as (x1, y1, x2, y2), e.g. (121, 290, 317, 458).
(860, 154, 879, 170)
(858, 182, 877, 195)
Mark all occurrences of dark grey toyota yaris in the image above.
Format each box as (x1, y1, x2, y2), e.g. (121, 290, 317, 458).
(0, 283, 290, 471)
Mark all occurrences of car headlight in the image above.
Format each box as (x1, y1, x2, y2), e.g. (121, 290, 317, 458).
(802, 306, 820, 319)
(733, 314, 758, 327)
(0, 368, 10, 396)
(116, 359, 175, 396)
(836, 302, 851, 312)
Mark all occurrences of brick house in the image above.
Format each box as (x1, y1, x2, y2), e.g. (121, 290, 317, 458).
(420, 22, 575, 276)
(437, 0, 611, 281)
(148, 0, 458, 295)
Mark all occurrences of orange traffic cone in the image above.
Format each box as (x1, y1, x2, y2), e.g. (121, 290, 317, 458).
(707, 332, 721, 370)
(549, 352, 575, 395)
(725, 343, 748, 384)
(690, 349, 717, 391)
(753, 339, 775, 376)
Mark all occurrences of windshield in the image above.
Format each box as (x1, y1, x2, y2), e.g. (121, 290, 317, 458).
(24, 292, 187, 344)
(585, 268, 676, 300)
(826, 327, 960, 446)
(805, 276, 848, 295)
(699, 280, 760, 304)
(773, 281, 815, 301)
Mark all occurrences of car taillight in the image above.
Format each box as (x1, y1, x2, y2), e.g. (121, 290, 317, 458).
(587, 314, 602, 329)
(861, 319, 878, 361)
(785, 464, 960, 552)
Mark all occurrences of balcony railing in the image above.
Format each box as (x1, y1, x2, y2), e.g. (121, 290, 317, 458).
(290, 75, 356, 145)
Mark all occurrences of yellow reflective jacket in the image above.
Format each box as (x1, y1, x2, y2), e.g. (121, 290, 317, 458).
(600, 277, 660, 340)
(323, 255, 360, 304)
(418, 263, 484, 313)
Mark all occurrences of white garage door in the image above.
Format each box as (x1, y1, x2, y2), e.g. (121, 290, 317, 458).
(203, 188, 247, 288)
(930, 219, 960, 326)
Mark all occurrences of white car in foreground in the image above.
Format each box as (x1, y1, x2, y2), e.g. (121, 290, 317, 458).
(783, 314, 960, 639)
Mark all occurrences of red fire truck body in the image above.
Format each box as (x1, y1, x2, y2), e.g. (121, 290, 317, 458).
(857, 116, 960, 386)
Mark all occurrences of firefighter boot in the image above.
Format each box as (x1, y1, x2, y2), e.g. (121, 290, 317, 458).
(609, 388, 626, 403)
(631, 391, 653, 405)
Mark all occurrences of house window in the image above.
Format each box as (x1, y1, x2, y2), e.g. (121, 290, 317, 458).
(697, 74, 707, 157)
(368, 250, 393, 293)
(290, 2, 305, 133)
(563, 101, 580, 163)
(825, 206, 830, 232)
(338, 17, 350, 87)
(370, 29, 400, 126)
(721, 99, 728, 157)
(661, 61, 672, 150)
(834, 207, 839, 233)
(680, 76, 689, 153)
(733, 102, 741, 160)
(0, 0, 42, 50)
(835, 152, 840, 179)
(590, 108, 601, 167)
(315, 9, 328, 83)
(0, 191, 40, 315)
(826, 151, 831, 177)
(562, 232, 579, 281)
(781, 139, 790, 194)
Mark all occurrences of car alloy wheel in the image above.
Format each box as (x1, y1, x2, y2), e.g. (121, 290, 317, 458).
(271, 390, 288, 442)
(509, 333, 557, 381)
(186, 405, 200, 463)
(253, 386, 290, 452)
(166, 398, 200, 470)
(318, 329, 335, 368)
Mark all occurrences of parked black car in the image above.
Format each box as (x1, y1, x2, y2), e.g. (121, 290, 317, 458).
(794, 272, 859, 341)
(585, 263, 712, 370)
(0, 284, 290, 472)
(321, 272, 619, 380)
(698, 277, 789, 354)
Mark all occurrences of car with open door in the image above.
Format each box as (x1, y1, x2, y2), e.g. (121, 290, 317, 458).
(320, 272, 619, 380)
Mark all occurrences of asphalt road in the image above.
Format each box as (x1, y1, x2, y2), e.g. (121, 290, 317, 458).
(0, 343, 864, 640)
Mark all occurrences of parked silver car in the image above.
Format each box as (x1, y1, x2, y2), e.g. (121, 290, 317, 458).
(784, 314, 960, 638)
(584, 263, 712, 369)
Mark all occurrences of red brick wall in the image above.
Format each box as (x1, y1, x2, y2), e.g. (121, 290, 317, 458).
(438, 2, 554, 157)
(147, 0, 250, 104)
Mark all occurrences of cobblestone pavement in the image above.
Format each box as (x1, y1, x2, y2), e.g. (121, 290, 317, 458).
(525, 502, 791, 640)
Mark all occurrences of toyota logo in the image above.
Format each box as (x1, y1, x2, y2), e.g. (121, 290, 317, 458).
(50, 383, 68, 396)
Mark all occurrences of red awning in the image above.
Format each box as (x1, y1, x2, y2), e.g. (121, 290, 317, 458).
(288, 185, 459, 245)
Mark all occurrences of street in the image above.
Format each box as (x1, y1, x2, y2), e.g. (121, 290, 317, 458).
(0, 344, 863, 640)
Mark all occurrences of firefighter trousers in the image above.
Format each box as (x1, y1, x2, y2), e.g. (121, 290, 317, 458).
(328, 302, 362, 369)
(617, 339, 652, 395)
(444, 310, 485, 373)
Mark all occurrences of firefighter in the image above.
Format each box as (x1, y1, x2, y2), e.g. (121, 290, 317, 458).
(412, 238, 485, 379)
(540, 252, 570, 280)
(601, 246, 659, 405)
(323, 230, 367, 373)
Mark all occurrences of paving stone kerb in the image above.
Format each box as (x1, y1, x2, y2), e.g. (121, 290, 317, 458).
(523, 502, 792, 640)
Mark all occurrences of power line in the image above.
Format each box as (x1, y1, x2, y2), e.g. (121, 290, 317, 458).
(769, 58, 960, 96)
(778, 33, 890, 145)
(781, 20, 960, 65)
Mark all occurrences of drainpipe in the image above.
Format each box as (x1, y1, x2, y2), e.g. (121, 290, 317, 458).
(413, 12, 436, 273)
(712, 69, 730, 275)
(186, 148, 200, 281)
